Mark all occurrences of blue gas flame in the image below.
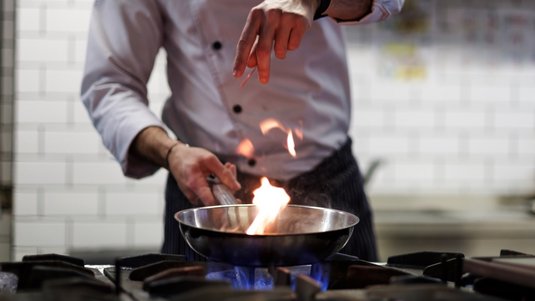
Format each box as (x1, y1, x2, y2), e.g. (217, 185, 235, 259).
(205, 263, 329, 291)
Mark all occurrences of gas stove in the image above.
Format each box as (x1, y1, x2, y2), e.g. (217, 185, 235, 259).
(1, 250, 534, 301)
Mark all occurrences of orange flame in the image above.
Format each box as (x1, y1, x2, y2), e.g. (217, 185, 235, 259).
(259, 118, 285, 135)
(258, 118, 302, 158)
(287, 131, 296, 157)
(246, 177, 291, 235)
(236, 138, 255, 158)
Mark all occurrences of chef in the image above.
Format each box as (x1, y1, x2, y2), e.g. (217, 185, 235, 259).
(81, 0, 404, 261)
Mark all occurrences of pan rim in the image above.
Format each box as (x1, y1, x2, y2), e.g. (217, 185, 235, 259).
(174, 204, 360, 237)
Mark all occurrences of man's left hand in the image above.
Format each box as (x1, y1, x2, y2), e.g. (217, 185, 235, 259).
(233, 0, 320, 84)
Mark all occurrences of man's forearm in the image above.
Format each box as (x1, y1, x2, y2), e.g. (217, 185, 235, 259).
(131, 126, 182, 168)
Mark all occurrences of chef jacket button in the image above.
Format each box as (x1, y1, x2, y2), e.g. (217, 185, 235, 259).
(247, 158, 256, 167)
(232, 105, 242, 114)
(212, 41, 222, 50)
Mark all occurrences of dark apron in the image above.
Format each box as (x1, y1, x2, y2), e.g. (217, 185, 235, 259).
(161, 137, 378, 261)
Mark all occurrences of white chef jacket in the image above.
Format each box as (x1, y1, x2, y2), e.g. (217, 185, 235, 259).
(81, 0, 403, 181)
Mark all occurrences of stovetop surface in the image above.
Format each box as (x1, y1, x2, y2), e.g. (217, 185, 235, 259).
(2, 251, 534, 301)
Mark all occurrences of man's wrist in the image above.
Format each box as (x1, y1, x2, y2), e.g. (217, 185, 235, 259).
(164, 141, 189, 169)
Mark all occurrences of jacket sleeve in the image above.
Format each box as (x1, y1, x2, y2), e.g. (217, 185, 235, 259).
(81, 0, 166, 179)
(337, 0, 404, 25)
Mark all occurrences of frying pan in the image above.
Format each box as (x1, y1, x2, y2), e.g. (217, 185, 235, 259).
(175, 204, 359, 266)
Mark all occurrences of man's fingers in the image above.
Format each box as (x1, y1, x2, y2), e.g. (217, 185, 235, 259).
(224, 162, 237, 178)
(205, 157, 241, 192)
(288, 22, 306, 51)
(274, 15, 293, 59)
(254, 10, 280, 84)
(196, 185, 217, 206)
(246, 40, 259, 68)
(233, 10, 262, 78)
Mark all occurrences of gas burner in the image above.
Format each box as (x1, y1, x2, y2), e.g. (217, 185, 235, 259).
(1, 250, 534, 300)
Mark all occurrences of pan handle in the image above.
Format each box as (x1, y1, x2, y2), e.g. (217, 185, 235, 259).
(207, 175, 240, 205)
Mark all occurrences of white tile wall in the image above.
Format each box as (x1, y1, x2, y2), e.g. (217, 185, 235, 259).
(133, 220, 164, 247)
(43, 129, 101, 154)
(43, 190, 99, 216)
(18, 38, 70, 63)
(104, 191, 162, 216)
(16, 100, 70, 123)
(15, 220, 67, 246)
(13, 190, 38, 216)
(12, 0, 535, 260)
(13, 0, 167, 259)
(15, 161, 68, 185)
(71, 221, 128, 248)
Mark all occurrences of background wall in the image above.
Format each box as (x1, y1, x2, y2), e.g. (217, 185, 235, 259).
(13, 0, 168, 260)
(347, 0, 535, 196)
(12, 0, 535, 261)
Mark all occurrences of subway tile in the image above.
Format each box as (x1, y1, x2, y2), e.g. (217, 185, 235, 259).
(17, 100, 69, 124)
(494, 109, 534, 129)
(37, 246, 69, 256)
(516, 137, 535, 157)
(417, 134, 460, 155)
(18, 38, 69, 63)
(467, 135, 510, 156)
(352, 106, 387, 128)
(44, 130, 101, 154)
(45, 69, 83, 94)
(351, 133, 370, 154)
(15, 128, 40, 154)
(469, 84, 511, 103)
(43, 190, 99, 216)
(73, 0, 96, 5)
(368, 134, 411, 156)
(443, 161, 487, 182)
(419, 82, 462, 103)
(393, 108, 436, 128)
(14, 220, 66, 246)
(444, 109, 487, 129)
(13, 247, 39, 261)
(146, 54, 170, 97)
(16, 68, 41, 93)
(15, 161, 67, 185)
(148, 101, 165, 118)
(104, 191, 161, 216)
(71, 221, 128, 248)
(516, 84, 535, 103)
(370, 82, 414, 103)
(17, 7, 41, 32)
(493, 161, 535, 183)
(72, 161, 127, 185)
(392, 160, 436, 184)
(73, 101, 93, 125)
(133, 220, 163, 247)
(45, 8, 91, 33)
(74, 38, 88, 64)
(13, 190, 39, 216)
